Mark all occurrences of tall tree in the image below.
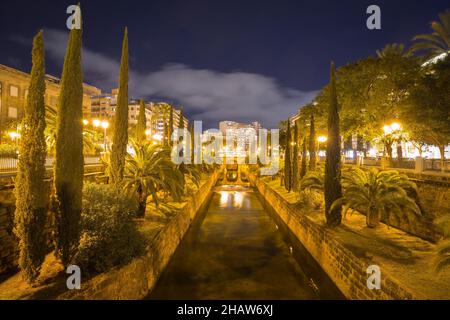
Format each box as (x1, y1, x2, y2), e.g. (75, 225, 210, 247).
(284, 120, 292, 192)
(300, 136, 308, 178)
(54, 10, 84, 265)
(411, 10, 450, 60)
(110, 28, 129, 185)
(135, 99, 146, 142)
(308, 114, 316, 170)
(14, 31, 48, 282)
(324, 62, 343, 227)
(292, 121, 300, 191)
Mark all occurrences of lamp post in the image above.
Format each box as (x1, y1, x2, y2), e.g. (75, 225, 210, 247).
(101, 121, 109, 151)
(93, 119, 109, 151)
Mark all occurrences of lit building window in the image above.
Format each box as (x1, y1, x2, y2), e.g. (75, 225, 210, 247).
(9, 85, 19, 97)
(8, 107, 17, 118)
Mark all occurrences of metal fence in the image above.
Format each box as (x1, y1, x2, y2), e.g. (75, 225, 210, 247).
(0, 155, 101, 172)
(424, 159, 450, 172)
(0, 157, 18, 172)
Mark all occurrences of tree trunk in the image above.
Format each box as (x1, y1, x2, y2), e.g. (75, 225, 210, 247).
(324, 63, 343, 227)
(385, 143, 393, 159)
(397, 144, 403, 165)
(366, 207, 380, 228)
(308, 114, 316, 170)
(300, 136, 307, 178)
(439, 144, 446, 172)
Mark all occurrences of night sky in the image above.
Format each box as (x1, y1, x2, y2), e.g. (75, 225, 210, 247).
(0, 0, 448, 128)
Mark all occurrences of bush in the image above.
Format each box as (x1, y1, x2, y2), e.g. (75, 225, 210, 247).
(0, 144, 18, 158)
(73, 183, 144, 274)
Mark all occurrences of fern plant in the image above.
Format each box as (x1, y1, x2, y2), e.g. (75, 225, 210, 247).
(331, 168, 421, 228)
(300, 168, 324, 191)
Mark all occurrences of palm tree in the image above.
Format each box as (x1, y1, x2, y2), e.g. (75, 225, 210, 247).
(411, 10, 450, 60)
(123, 140, 184, 217)
(332, 168, 421, 228)
(45, 105, 95, 154)
(376, 43, 411, 58)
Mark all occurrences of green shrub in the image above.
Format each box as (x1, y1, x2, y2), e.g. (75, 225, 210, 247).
(73, 183, 144, 274)
(0, 144, 18, 158)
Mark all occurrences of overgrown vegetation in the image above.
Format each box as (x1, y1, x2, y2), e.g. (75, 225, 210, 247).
(73, 183, 144, 274)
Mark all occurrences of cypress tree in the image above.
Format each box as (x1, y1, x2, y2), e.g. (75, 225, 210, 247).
(284, 120, 292, 192)
(308, 114, 316, 170)
(292, 121, 299, 191)
(54, 10, 84, 265)
(300, 136, 308, 178)
(14, 31, 47, 282)
(110, 27, 129, 185)
(135, 99, 146, 142)
(324, 62, 343, 227)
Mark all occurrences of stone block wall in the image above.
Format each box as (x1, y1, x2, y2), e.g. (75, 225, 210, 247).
(0, 198, 17, 275)
(60, 170, 219, 300)
(251, 175, 421, 300)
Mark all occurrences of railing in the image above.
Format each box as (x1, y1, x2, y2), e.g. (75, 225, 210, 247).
(0, 157, 18, 172)
(320, 156, 450, 174)
(424, 159, 450, 172)
(0, 155, 101, 172)
(388, 159, 416, 170)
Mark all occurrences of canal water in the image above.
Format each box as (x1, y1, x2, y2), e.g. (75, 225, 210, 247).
(148, 185, 344, 300)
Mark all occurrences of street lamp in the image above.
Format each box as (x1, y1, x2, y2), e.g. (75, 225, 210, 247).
(317, 136, 327, 143)
(82, 119, 89, 126)
(93, 119, 109, 151)
(93, 119, 101, 127)
(8, 132, 21, 148)
(100, 121, 109, 151)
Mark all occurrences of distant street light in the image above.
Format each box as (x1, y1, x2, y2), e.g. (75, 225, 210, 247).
(100, 121, 109, 151)
(82, 119, 89, 126)
(93, 119, 109, 151)
(318, 136, 328, 143)
(93, 119, 101, 127)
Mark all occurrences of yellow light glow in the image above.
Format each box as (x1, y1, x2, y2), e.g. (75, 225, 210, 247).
(145, 129, 151, 136)
(152, 134, 162, 141)
(233, 192, 243, 208)
(8, 132, 20, 139)
(82, 119, 89, 125)
(93, 119, 101, 127)
(220, 191, 229, 207)
(391, 122, 401, 131)
(101, 121, 109, 129)
(383, 125, 392, 134)
(318, 136, 327, 143)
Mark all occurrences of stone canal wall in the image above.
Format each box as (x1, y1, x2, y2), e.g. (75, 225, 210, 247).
(250, 175, 420, 300)
(60, 170, 219, 300)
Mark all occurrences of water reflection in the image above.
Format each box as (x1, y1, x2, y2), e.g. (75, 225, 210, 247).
(219, 190, 245, 208)
(148, 185, 344, 300)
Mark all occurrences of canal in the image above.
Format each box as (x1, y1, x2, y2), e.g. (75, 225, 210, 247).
(148, 185, 344, 299)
